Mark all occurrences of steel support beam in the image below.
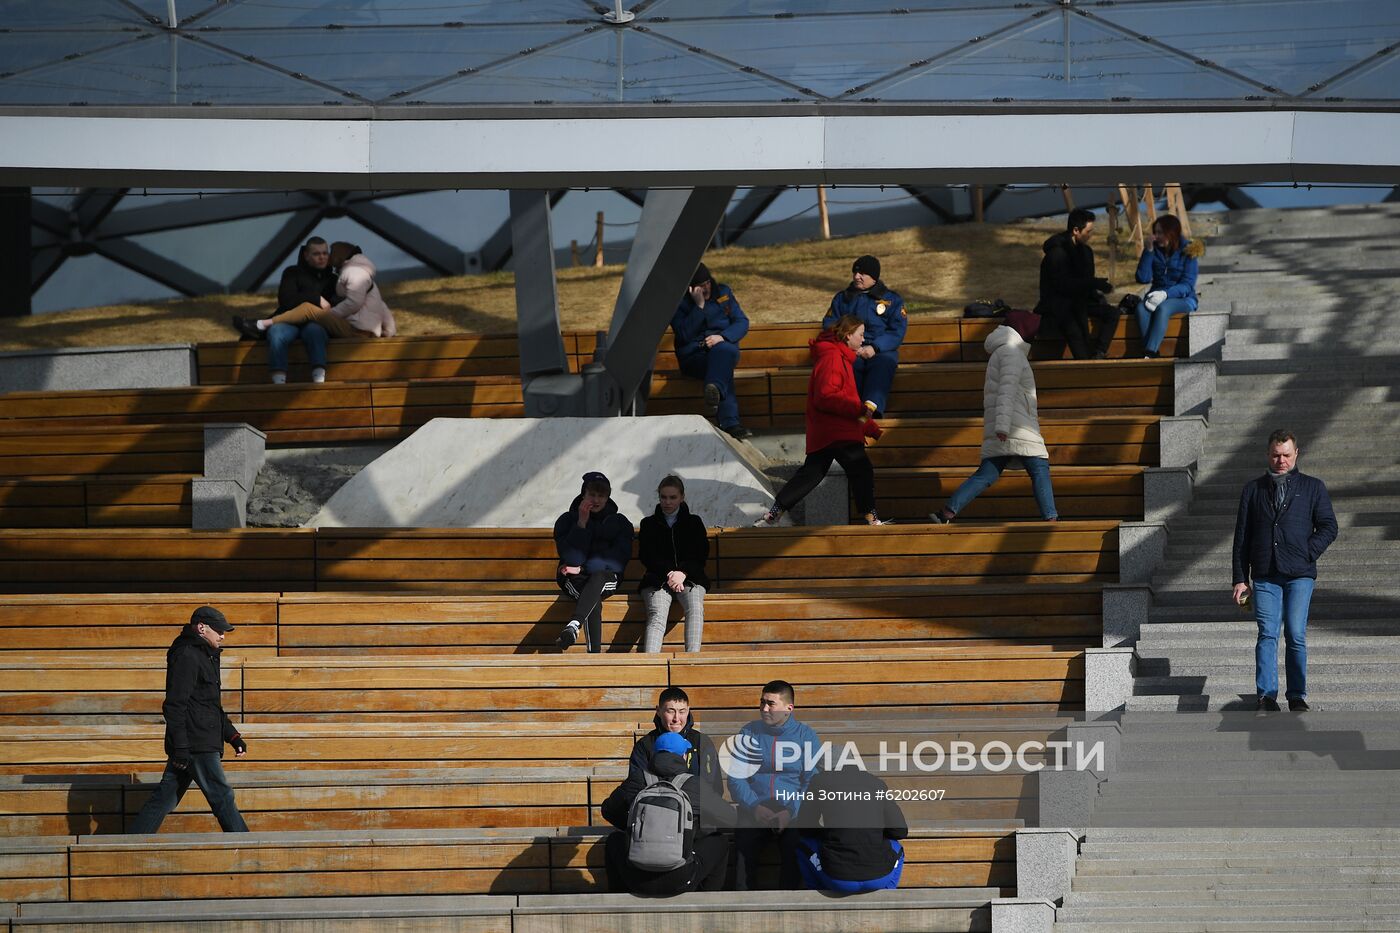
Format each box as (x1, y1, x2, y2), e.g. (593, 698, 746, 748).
(901, 185, 959, 224)
(717, 186, 782, 247)
(343, 199, 464, 276)
(1, 187, 32, 316)
(509, 189, 570, 387)
(603, 186, 735, 411)
(481, 189, 567, 272)
(229, 206, 323, 293)
(94, 237, 222, 296)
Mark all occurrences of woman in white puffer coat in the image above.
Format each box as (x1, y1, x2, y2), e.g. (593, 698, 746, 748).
(930, 310, 1058, 523)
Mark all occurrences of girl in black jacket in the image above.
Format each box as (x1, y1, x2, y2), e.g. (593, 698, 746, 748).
(637, 474, 710, 652)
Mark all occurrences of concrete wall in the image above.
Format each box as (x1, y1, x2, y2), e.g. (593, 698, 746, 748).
(0, 344, 196, 393)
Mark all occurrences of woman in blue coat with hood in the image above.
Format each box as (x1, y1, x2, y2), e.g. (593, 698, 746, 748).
(1133, 214, 1203, 358)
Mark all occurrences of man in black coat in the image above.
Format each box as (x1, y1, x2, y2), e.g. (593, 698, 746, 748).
(794, 762, 908, 892)
(1233, 430, 1338, 712)
(127, 606, 249, 833)
(604, 688, 724, 824)
(1035, 208, 1122, 360)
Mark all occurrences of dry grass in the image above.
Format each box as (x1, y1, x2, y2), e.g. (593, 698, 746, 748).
(0, 218, 1130, 351)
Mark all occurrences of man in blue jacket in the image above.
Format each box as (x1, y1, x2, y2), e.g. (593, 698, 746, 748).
(823, 255, 906, 417)
(672, 264, 752, 439)
(1232, 430, 1338, 711)
(553, 471, 633, 653)
(726, 679, 824, 890)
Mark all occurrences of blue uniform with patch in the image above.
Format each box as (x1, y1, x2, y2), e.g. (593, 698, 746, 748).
(671, 284, 750, 428)
(822, 282, 907, 416)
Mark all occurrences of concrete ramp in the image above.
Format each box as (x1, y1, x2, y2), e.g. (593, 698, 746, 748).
(310, 416, 775, 529)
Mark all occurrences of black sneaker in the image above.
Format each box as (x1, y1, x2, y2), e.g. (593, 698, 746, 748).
(1256, 696, 1280, 712)
(1288, 697, 1310, 712)
(703, 383, 722, 417)
(929, 508, 953, 524)
(554, 622, 579, 651)
(232, 315, 265, 341)
(1091, 350, 1108, 360)
(721, 423, 753, 440)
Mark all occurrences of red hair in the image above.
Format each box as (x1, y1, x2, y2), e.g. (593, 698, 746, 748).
(1153, 214, 1183, 254)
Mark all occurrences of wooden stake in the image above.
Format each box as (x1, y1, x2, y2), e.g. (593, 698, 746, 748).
(1061, 185, 1075, 211)
(1118, 184, 1143, 256)
(1106, 200, 1120, 283)
(972, 185, 985, 223)
(594, 212, 605, 268)
(816, 185, 831, 239)
(1143, 184, 1157, 223)
(570, 240, 581, 267)
(1165, 182, 1191, 237)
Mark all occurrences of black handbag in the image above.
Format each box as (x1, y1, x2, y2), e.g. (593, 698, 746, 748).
(963, 298, 1010, 318)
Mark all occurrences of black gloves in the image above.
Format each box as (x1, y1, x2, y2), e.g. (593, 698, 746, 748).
(170, 755, 190, 772)
(230, 733, 247, 754)
(1093, 277, 1113, 294)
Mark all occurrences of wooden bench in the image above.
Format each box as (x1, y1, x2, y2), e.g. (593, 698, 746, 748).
(15, 828, 1011, 903)
(0, 379, 523, 447)
(0, 594, 280, 658)
(863, 465, 1143, 523)
(0, 524, 1118, 595)
(0, 837, 68, 904)
(0, 647, 1081, 725)
(869, 416, 1159, 469)
(196, 333, 593, 385)
(192, 316, 1189, 387)
(0, 586, 1103, 660)
(9, 888, 1005, 930)
(0, 474, 192, 528)
(648, 358, 1174, 427)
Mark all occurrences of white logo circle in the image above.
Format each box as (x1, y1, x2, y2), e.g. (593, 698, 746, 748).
(718, 732, 764, 780)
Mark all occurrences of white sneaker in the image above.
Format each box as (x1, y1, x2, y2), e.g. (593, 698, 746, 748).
(753, 508, 782, 527)
(270, 372, 287, 385)
(311, 367, 326, 384)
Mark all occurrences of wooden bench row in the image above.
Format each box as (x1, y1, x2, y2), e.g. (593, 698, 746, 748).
(1, 828, 1015, 905)
(0, 360, 1173, 447)
(195, 315, 1188, 385)
(650, 358, 1176, 427)
(0, 586, 1104, 657)
(0, 522, 1120, 595)
(0, 476, 191, 529)
(0, 646, 1085, 726)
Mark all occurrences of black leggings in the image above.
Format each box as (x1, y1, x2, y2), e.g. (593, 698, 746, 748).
(773, 442, 876, 517)
(557, 570, 618, 652)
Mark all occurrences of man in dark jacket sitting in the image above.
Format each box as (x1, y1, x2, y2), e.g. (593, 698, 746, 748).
(1233, 429, 1338, 712)
(672, 263, 752, 439)
(128, 606, 249, 833)
(553, 471, 633, 653)
(794, 761, 908, 893)
(1035, 209, 1122, 360)
(607, 688, 724, 815)
(601, 731, 736, 896)
(261, 236, 339, 385)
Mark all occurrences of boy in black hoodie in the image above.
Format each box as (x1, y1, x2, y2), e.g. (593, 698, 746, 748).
(602, 731, 736, 896)
(552, 471, 633, 653)
(1034, 208, 1122, 360)
(794, 761, 908, 893)
(637, 474, 711, 653)
(128, 606, 249, 834)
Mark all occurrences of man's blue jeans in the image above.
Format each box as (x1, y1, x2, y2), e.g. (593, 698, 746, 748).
(678, 341, 741, 428)
(127, 752, 248, 834)
(947, 456, 1058, 520)
(1253, 574, 1314, 701)
(1133, 297, 1194, 354)
(267, 321, 329, 373)
(852, 349, 899, 417)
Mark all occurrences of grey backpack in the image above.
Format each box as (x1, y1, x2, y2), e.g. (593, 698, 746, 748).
(626, 771, 694, 871)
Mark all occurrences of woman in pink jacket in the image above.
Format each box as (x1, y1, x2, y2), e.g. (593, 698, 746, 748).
(233, 242, 397, 378)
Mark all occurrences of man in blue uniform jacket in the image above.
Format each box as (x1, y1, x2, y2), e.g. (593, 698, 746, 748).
(671, 263, 752, 439)
(822, 254, 906, 417)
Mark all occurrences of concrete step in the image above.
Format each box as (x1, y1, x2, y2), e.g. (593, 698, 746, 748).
(1054, 905, 1400, 925)
(1126, 695, 1400, 711)
(1052, 921, 1398, 931)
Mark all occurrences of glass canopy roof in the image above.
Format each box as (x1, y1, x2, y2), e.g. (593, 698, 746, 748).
(1, 0, 1396, 107)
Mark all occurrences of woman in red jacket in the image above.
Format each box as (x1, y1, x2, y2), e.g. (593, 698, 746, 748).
(755, 315, 887, 527)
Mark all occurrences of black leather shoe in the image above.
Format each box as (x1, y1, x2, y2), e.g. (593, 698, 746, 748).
(703, 383, 722, 417)
(1257, 696, 1280, 712)
(232, 315, 265, 341)
(721, 423, 753, 440)
(1288, 697, 1310, 712)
